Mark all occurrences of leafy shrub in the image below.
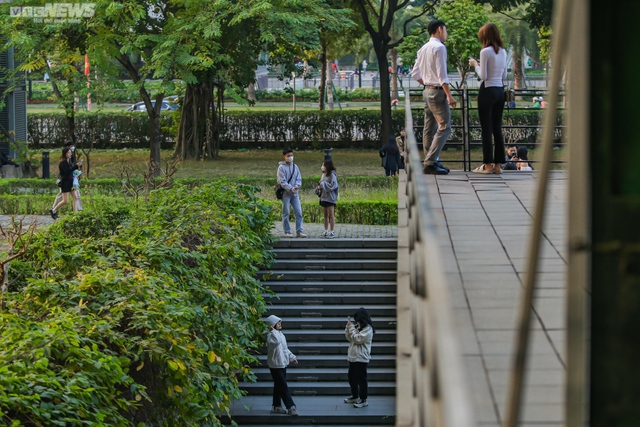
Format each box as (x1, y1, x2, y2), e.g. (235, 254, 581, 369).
(1, 181, 274, 426)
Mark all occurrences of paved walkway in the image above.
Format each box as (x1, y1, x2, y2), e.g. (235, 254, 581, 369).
(425, 170, 567, 426)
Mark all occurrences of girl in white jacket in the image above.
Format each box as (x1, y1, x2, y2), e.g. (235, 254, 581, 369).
(344, 307, 375, 408)
(265, 315, 299, 416)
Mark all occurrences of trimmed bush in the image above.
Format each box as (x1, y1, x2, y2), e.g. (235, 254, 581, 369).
(1, 182, 274, 426)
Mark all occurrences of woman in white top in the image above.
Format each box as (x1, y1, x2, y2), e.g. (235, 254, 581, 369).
(469, 23, 508, 174)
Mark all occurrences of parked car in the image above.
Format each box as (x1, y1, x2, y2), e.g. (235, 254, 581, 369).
(125, 100, 178, 112)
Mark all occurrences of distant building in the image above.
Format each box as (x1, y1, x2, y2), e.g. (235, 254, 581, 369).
(0, 47, 28, 158)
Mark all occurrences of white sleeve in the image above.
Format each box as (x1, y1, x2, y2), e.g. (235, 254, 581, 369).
(436, 46, 449, 86)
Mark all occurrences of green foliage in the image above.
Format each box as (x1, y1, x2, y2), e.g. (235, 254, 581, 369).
(437, 0, 487, 85)
(28, 110, 405, 150)
(28, 111, 176, 150)
(1, 182, 274, 426)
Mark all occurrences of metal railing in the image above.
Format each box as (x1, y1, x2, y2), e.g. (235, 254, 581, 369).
(395, 91, 476, 426)
(408, 87, 566, 171)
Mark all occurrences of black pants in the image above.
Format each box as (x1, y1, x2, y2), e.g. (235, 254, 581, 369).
(348, 362, 368, 401)
(269, 367, 295, 409)
(478, 83, 506, 164)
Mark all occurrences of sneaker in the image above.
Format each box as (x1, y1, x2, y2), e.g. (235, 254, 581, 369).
(321, 231, 328, 238)
(326, 231, 335, 239)
(283, 232, 294, 238)
(271, 406, 287, 414)
(49, 209, 58, 220)
(288, 406, 299, 416)
(353, 399, 368, 408)
(343, 396, 359, 403)
(296, 232, 308, 238)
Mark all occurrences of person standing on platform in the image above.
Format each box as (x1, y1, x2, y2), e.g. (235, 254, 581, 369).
(277, 149, 307, 238)
(411, 19, 456, 175)
(469, 22, 508, 174)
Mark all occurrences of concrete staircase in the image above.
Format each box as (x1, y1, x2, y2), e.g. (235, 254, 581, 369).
(226, 237, 397, 426)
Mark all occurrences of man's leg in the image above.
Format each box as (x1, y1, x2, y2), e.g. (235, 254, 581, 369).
(424, 89, 452, 166)
(281, 193, 292, 234)
(422, 90, 437, 162)
(291, 193, 304, 234)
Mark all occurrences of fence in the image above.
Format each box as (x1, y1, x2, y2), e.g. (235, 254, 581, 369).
(395, 91, 476, 426)
(409, 87, 566, 171)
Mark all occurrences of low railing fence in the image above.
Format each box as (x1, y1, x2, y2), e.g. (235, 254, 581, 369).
(408, 87, 566, 171)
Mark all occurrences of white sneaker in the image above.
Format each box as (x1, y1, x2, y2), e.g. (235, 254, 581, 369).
(326, 231, 335, 239)
(296, 232, 308, 238)
(321, 231, 328, 238)
(271, 406, 287, 414)
(283, 232, 294, 238)
(288, 406, 299, 416)
(343, 396, 358, 403)
(353, 399, 368, 408)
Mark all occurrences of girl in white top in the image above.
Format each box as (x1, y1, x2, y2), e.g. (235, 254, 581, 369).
(469, 23, 509, 174)
(344, 307, 375, 408)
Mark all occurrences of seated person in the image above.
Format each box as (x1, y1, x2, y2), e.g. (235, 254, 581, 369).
(516, 146, 534, 170)
(502, 144, 518, 170)
(532, 97, 541, 108)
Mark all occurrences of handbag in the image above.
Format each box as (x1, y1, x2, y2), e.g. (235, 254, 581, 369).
(275, 165, 296, 200)
(314, 185, 322, 197)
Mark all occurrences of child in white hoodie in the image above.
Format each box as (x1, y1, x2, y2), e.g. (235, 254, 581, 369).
(265, 315, 299, 416)
(344, 307, 375, 408)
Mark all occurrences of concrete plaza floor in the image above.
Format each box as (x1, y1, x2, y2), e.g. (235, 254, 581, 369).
(425, 170, 567, 426)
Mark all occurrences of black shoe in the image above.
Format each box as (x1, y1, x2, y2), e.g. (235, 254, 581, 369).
(49, 209, 58, 220)
(437, 162, 450, 172)
(423, 164, 449, 175)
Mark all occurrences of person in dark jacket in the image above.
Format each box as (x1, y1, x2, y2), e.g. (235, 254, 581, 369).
(49, 147, 82, 219)
(379, 135, 402, 177)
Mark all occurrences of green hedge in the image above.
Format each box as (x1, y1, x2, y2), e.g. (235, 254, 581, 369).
(0, 193, 397, 225)
(255, 87, 382, 102)
(0, 176, 393, 196)
(1, 182, 273, 426)
(28, 111, 176, 150)
(27, 108, 562, 151)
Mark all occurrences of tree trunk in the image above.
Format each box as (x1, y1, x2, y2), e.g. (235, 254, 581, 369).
(513, 55, 525, 90)
(375, 47, 393, 145)
(326, 64, 333, 111)
(138, 89, 163, 168)
(247, 82, 257, 105)
(390, 48, 399, 100)
(173, 82, 219, 160)
(319, 42, 327, 111)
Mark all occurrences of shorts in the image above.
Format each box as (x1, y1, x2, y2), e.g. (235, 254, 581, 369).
(320, 201, 336, 207)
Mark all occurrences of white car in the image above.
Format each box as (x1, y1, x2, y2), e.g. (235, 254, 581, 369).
(125, 100, 178, 112)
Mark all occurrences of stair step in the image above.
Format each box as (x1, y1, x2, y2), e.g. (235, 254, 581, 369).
(239, 381, 396, 396)
(273, 238, 397, 249)
(223, 395, 396, 425)
(274, 248, 397, 260)
(262, 281, 397, 293)
(259, 270, 397, 281)
(258, 316, 397, 330)
(257, 354, 396, 368)
(272, 329, 396, 342)
(266, 305, 396, 318)
(264, 293, 397, 305)
(270, 259, 397, 271)
(287, 341, 396, 355)
(253, 367, 396, 382)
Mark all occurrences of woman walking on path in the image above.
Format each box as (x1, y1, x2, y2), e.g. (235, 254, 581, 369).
(469, 23, 508, 174)
(379, 135, 402, 177)
(344, 307, 375, 408)
(265, 315, 299, 416)
(316, 160, 339, 239)
(49, 147, 82, 219)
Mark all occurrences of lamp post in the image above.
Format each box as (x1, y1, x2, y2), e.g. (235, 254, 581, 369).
(292, 71, 296, 111)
